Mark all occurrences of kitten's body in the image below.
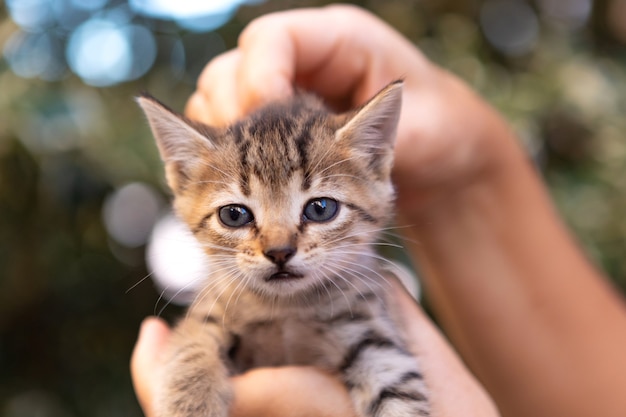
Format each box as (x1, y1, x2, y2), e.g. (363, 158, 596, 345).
(138, 82, 430, 417)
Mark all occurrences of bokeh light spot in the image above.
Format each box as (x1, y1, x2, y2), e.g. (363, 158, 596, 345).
(123, 24, 158, 80)
(103, 182, 162, 248)
(480, 0, 539, 56)
(6, 0, 55, 31)
(66, 19, 156, 86)
(538, 0, 592, 29)
(72, 0, 110, 11)
(130, 0, 264, 31)
(147, 213, 208, 305)
(66, 19, 130, 86)
(4, 31, 54, 79)
(52, 0, 92, 31)
(3, 29, 67, 81)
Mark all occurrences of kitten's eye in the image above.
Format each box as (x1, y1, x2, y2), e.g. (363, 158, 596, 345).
(219, 205, 254, 227)
(303, 198, 339, 223)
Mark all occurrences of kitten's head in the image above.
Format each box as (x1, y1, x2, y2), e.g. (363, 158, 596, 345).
(138, 81, 402, 299)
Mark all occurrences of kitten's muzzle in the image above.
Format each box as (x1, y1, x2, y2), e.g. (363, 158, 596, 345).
(263, 246, 301, 281)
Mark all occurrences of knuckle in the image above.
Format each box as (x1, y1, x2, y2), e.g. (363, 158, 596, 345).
(197, 55, 226, 89)
(185, 92, 212, 124)
(325, 3, 371, 19)
(238, 15, 273, 49)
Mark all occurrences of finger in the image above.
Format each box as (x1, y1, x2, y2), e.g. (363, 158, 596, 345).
(130, 317, 171, 417)
(236, 5, 384, 111)
(236, 13, 296, 111)
(231, 367, 357, 417)
(390, 285, 499, 416)
(185, 91, 211, 124)
(185, 50, 244, 125)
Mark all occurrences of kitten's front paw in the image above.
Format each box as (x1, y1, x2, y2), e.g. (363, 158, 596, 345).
(348, 366, 430, 417)
(368, 392, 430, 417)
(155, 373, 233, 417)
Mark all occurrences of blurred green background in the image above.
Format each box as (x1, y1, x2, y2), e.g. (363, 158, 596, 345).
(1, 0, 626, 416)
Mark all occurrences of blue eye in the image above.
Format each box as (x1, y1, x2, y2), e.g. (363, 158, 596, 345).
(219, 205, 254, 227)
(303, 198, 339, 223)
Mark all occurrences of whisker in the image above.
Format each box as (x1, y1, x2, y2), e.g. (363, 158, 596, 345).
(222, 271, 250, 325)
(232, 272, 254, 311)
(321, 225, 407, 247)
(331, 257, 390, 293)
(319, 265, 353, 316)
(157, 264, 236, 318)
(126, 271, 154, 294)
(195, 159, 235, 179)
(326, 262, 385, 312)
(201, 243, 239, 253)
(184, 263, 241, 317)
(187, 179, 232, 187)
(311, 268, 334, 315)
(203, 272, 241, 321)
(331, 250, 404, 273)
(314, 173, 368, 183)
(153, 275, 205, 317)
(314, 155, 360, 179)
(154, 290, 167, 316)
(305, 141, 342, 183)
(332, 241, 404, 250)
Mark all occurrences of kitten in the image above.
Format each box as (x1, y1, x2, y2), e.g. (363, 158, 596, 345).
(137, 81, 429, 417)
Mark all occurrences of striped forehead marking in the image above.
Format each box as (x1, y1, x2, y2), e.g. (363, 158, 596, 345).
(234, 108, 328, 194)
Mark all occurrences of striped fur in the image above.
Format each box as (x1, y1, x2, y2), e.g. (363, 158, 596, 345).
(137, 81, 430, 417)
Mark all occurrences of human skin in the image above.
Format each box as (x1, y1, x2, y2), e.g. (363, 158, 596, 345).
(135, 5, 626, 417)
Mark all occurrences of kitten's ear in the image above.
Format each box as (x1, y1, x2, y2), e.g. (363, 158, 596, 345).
(336, 80, 402, 177)
(136, 94, 216, 192)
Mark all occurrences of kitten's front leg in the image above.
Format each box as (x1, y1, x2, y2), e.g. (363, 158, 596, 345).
(156, 316, 233, 417)
(340, 329, 430, 417)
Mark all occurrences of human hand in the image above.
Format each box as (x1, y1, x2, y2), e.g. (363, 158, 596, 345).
(185, 5, 522, 220)
(131, 283, 499, 417)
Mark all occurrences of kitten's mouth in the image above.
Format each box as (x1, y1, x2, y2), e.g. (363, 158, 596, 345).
(266, 270, 305, 281)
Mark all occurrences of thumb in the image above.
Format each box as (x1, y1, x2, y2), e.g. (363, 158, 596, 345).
(131, 317, 171, 417)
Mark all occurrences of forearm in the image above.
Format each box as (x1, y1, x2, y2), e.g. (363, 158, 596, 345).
(402, 133, 626, 417)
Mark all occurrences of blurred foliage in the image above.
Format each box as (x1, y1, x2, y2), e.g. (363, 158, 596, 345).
(1, 0, 626, 416)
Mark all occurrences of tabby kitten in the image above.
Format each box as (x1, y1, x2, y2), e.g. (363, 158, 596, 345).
(137, 81, 429, 417)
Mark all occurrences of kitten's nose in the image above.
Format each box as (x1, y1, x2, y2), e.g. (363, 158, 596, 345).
(264, 247, 296, 266)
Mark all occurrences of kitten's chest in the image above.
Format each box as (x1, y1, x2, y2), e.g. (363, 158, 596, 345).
(228, 315, 346, 373)
(200, 271, 392, 374)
